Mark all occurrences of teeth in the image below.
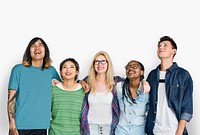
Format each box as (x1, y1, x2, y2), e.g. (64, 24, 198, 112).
(65, 72, 72, 75)
(34, 51, 41, 54)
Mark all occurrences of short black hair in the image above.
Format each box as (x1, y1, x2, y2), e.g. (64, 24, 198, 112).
(59, 58, 80, 80)
(158, 36, 177, 50)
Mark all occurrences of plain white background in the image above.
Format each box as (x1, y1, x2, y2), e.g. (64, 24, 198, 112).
(0, 1, 199, 134)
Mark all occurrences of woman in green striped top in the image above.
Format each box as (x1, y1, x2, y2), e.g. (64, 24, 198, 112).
(49, 58, 85, 135)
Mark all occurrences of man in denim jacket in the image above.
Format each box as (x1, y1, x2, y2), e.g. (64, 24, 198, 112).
(145, 36, 193, 135)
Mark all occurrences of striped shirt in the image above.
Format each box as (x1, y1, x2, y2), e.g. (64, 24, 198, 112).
(49, 83, 85, 135)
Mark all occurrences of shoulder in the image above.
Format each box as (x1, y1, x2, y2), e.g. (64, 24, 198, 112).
(147, 68, 158, 79)
(46, 66, 58, 74)
(174, 66, 192, 80)
(47, 66, 56, 70)
(176, 66, 190, 73)
(114, 76, 123, 82)
(12, 64, 24, 69)
(148, 68, 158, 75)
(76, 83, 85, 91)
(11, 64, 27, 72)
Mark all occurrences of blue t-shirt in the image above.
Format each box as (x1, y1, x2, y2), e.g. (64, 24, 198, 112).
(8, 64, 61, 129)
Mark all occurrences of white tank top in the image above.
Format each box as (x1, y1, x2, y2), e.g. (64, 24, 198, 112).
(88, 91, 113, 124)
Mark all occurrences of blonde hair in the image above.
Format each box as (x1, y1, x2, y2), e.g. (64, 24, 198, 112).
(87, 51, 115, 92)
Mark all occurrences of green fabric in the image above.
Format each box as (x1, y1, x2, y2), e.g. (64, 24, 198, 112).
(49, 85, 85, 135)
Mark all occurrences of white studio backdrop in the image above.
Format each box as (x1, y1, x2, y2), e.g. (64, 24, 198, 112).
(0, 1, 199, 134)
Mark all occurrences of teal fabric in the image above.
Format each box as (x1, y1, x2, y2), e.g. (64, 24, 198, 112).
(8, 64, 61, 129)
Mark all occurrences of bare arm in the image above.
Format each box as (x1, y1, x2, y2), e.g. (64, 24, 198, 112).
(79, 80, 90, 93)
(52, 78, 60, 86)
(175, 119, 187, 135)
(141, 80, 150, 93)
(7, 90, 19, 135)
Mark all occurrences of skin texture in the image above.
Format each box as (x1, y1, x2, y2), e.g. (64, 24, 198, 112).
(8, 90, 18, 135)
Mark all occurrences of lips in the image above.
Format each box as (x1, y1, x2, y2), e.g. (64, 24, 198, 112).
(34, 51, 41, 55)
(97, 67, 104, 70)
(65, 72, 72, 76)
(128, 70, 136, 74)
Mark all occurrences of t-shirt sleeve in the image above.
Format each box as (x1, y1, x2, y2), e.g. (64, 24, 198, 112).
(8, 65, 19, 91)
(51, 66, 62, 82)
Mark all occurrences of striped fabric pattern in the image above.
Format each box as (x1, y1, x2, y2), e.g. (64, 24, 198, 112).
(49, 85, 85, 135)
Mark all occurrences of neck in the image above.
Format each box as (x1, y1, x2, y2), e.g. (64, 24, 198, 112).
(32, 60, 43, 67)
(129, 80, 140, 98)
(160, 59, 173, 71)
(62, 80, 77, 91)
(96, 73, 106, 80)
(129, 79, 140, 91)
(94, 74, 108, 92)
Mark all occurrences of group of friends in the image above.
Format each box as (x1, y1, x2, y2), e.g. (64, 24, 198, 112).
(7, 36, 193, 135)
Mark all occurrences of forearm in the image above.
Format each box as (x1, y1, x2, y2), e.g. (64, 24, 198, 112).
(7, 90, 18, 135)
(79, 80, 90, 93)
(141, 80, 150, 93)
(175, 119, 187, 135)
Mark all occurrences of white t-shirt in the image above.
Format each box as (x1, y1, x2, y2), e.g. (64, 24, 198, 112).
(153, 71, 178, 135)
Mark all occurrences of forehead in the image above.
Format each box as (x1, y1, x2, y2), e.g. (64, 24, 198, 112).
(159, 40, 172, 45)
(34, 39, 43, 44)
(127, 61, 139, 65)
(96, 55, 106, 60)
(63, 61, 75, 65)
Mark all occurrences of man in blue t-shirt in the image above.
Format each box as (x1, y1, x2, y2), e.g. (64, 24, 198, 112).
(7, 37, 61, 135)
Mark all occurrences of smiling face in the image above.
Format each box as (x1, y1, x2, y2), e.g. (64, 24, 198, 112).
(60, 61, 78, 81)
(125, 61, 144, 81)
(30, 39, 45, 62)
(94, 55, 108, 74)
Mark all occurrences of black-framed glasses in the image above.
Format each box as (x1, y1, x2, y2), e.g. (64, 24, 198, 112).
(125, 64, 140, 70)
(94, 60, 107, 65)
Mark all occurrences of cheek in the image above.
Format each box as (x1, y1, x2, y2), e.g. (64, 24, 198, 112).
(94, 66, 98, 71)
(30, 51, 34, 57)
(125, 71, 129, 76)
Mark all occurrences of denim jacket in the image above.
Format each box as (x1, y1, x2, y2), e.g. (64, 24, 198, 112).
(145, 62, 193, 135)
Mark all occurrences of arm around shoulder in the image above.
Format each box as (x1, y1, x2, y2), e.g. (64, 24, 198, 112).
(141, 80, 150, 93)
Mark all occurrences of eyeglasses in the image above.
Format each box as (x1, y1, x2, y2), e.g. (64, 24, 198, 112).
(125, 64, 141, 70)
(94, 60, 107, 65)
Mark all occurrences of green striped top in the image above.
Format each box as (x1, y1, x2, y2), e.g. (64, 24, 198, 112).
(49, 84, 85, 135)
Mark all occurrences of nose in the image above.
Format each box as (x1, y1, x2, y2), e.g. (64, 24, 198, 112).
(34, 45, 40, 49)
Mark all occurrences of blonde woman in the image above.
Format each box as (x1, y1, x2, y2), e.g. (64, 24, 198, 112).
(81, 51, 120, 135)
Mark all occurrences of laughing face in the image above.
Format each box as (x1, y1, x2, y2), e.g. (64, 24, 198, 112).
(30, 39, 45, 61)
(60, 61, 78, 81)
(125, 61, 143, 81)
